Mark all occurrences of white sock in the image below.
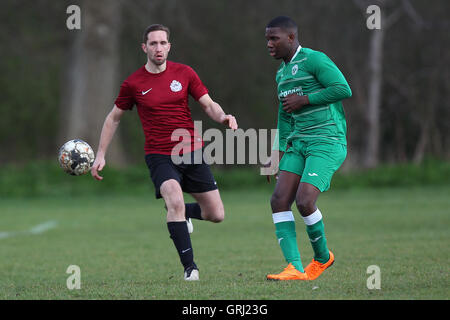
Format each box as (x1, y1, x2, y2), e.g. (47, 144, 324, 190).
(302, 208, 322, 226)
(272, 211, 295, 224)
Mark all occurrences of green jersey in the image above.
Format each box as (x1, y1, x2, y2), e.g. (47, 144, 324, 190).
(274, 46, 352, 151)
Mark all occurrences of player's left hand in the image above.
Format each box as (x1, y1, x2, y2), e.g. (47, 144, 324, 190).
(282, 94, 309, 113)
(221, 114, 238, 130)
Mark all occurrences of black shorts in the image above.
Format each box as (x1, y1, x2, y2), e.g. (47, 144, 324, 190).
(145, 149, 218, 199)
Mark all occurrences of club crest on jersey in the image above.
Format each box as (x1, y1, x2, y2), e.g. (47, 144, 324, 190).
(292, 64, 298, 75)
(170, 80, 182, 92)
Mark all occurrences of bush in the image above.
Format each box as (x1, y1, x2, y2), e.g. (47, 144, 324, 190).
(331, 159, 450, 189)
(0, 159, 449, 197)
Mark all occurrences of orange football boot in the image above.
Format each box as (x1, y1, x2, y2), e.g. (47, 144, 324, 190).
(304, 251, 335, 280)
(266, 263, 309, 281)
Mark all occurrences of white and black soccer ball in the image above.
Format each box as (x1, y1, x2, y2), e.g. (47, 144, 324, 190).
(58, 139, 95, 176)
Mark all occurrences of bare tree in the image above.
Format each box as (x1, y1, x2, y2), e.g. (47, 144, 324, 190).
(60, 0, 126, 166)
(353, 0, 406, 167)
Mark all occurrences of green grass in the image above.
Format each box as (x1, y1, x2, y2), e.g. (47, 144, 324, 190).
(0, 186, 449, 299)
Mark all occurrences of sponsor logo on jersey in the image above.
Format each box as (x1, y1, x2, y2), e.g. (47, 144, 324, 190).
(292, 64, 298, 75)
(170, 80, 182, 92)
(278, 86, 303, 99)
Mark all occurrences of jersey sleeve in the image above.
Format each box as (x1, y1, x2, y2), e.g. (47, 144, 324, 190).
(187, 67, 209, 101)
(114, 80, 136, 110)
(306, 51, 352, 105)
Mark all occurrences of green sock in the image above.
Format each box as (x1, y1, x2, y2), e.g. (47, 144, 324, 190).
(304, 209, 330, 264)
(273, 212, 304, 272)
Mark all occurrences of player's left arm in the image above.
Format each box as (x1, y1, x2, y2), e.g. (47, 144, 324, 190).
(282, 52, 352, 113)
(306, 51, 352, 105)
(198, 94, 238, 130)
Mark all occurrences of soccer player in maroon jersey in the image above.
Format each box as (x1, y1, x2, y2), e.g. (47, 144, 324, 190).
(91, 24, 237, 281)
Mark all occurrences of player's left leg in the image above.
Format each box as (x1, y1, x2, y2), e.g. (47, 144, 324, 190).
(296, 182, 335, 281)
(296, 182, 332, 260)
(190, 189, 224, 223)
(297, 142, 347, 280)
(182, 149, 222, 223)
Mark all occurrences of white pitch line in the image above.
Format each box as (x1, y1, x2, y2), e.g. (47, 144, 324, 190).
(0, 232, 13, 239)
(29, 220, 58, 234)
(0, 220, 58, 240)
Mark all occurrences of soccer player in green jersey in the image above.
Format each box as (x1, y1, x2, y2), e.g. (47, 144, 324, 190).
(264, 16, 352, 281)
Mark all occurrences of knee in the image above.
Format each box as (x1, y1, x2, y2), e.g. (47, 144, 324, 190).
(295, 196, 316, 216)
(161, 180, 179, 196)
(207, 204, 224, 223)
(161, 181, 185, 220)
(270, 192, 290, 212)
(165, 199, 185, 220)
(169, 200, 185, 214)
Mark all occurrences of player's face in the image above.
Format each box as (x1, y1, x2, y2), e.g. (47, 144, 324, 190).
(142, 30, 171, 66)
(265, 27, 292, 60)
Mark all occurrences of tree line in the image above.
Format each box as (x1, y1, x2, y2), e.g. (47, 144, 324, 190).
(0, 0, 448, 169)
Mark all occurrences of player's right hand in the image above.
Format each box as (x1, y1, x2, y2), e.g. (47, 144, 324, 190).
(266, 172, 279, 183)
(261, 158, 278, 183)
(221, 114, 238, 130)
(91, 157, 105, 181)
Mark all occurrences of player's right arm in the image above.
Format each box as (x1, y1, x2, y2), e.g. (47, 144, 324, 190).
(275, 106, 292, 154)
(91, 105, 125, 181)
(264, 106, 291, 182)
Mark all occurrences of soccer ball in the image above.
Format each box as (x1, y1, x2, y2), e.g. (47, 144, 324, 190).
(58, 139, 95, 176)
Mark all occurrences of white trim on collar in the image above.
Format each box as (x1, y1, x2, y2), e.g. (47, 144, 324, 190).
(290, 44, 302, 63)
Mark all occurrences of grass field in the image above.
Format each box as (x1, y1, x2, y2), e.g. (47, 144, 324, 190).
(0, 186, 449, 300)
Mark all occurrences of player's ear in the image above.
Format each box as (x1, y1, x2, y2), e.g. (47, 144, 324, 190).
(287, 32, 296, 43)
(141, 42, 147, 53)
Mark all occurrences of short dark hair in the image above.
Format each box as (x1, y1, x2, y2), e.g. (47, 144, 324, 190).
(143, 24, 170, 43)
(266, 16, 298, 34)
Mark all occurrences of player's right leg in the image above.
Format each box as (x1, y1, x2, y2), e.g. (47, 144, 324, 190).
(266, 170, 308, 280)
(163, 202, 197, 233)
(145, 153, 199, 280)
(160, 179, 199, 280)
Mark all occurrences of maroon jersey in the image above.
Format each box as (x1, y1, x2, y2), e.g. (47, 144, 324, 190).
(115, 61, 208, 155)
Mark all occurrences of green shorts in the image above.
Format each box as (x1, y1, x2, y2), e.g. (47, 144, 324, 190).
(279, 139, 347, 192)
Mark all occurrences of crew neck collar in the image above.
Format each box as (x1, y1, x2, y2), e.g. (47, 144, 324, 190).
(144, 60, 169, 75)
